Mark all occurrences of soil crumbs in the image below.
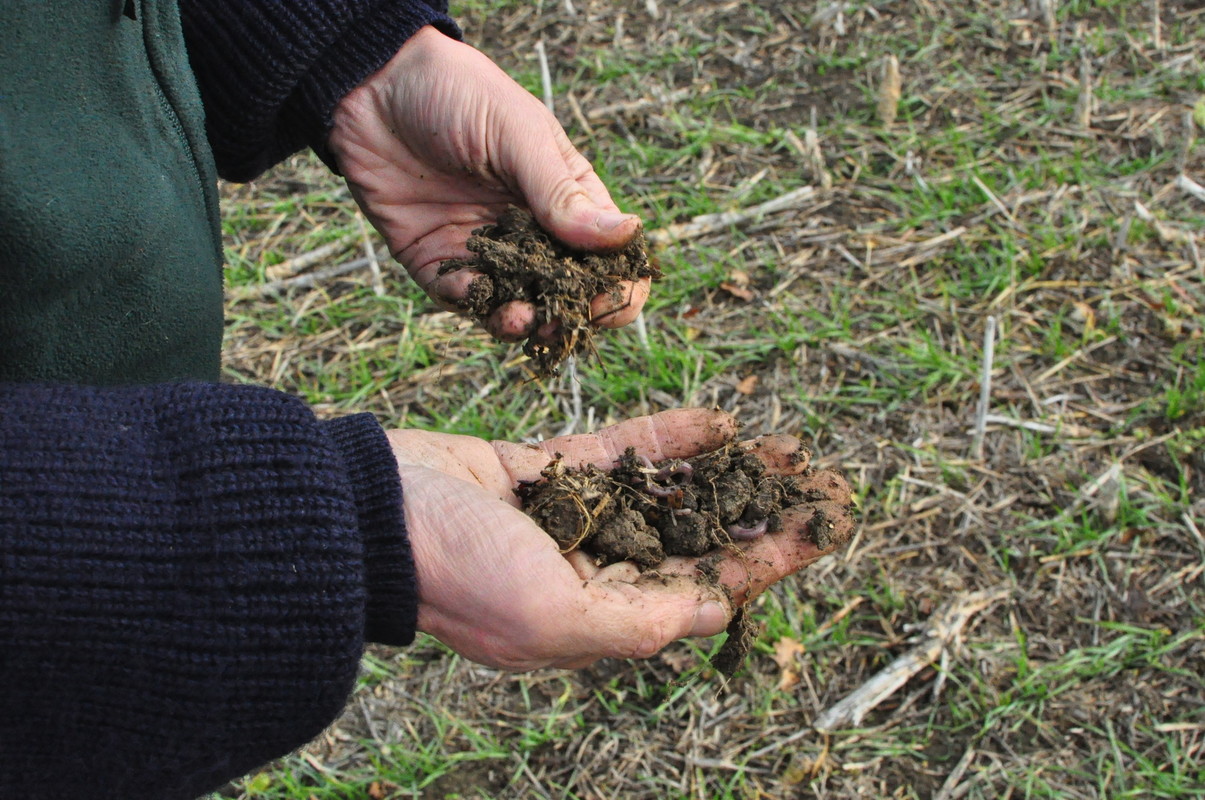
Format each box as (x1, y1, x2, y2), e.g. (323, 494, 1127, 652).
(517, 443, 855, 675)
(438, 206, 658, 376)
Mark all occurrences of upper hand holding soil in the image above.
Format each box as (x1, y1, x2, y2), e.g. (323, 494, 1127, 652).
(329, 26, 648, 353)
(386, 409, 854, 672)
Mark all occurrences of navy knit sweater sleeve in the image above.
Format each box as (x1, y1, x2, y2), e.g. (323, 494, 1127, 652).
(178, 0, 463, 181)
(0, 382, 416, 800)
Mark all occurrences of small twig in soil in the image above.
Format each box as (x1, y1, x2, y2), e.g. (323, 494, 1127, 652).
(263, 233, 358, 281)
(586, 88, 694, 121)
(235, 248, 390, 300)
(633, 311, 650, 352)
(970, 315, 997, 460)
(1176, 173, 1205, 204)
(812, 585, 1009, 733)
(647, 186, 817, 245)
(534, 40, 554, 114)
(1076, 52, 1094, 129)
(355, 212, 385, 297)
(932, 743, 979, 800)
(877, 54, 901, 127)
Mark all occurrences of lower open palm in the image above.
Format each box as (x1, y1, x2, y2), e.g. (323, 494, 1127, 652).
(386, 409, 851, 670)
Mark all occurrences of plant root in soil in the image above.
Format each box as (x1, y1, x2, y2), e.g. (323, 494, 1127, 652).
(518, 442, 856, 675)
(438, 206, 659, 376)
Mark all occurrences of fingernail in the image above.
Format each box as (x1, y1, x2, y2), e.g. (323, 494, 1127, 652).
(689, 601, 729, 638)
(595, 211, 638, 233)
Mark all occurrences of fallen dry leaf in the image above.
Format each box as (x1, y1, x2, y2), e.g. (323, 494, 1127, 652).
(772, 636, 805, 670)
(720, 282, 755, 301)
(736, 375, 759, 395)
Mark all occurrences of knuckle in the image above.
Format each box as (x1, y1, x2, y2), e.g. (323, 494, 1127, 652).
(613, 624, 667, 661)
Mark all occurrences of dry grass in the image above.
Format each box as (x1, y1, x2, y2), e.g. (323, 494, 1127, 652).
(216, 1, 1204, 798)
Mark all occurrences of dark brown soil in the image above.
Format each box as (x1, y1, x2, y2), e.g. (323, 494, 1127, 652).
(517, 442, 855, 675)
(438, 206, 659, 376)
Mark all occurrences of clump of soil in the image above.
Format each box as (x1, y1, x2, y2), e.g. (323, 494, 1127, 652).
(517, 442, 855, 676)
(438, 206, 659, 376)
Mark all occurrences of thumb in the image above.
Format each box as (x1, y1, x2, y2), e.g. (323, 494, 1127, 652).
(505, 122, 642, 251)
(575, 576, 731, 663)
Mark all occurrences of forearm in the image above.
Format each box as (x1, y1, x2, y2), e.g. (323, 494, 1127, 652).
(0, 382, 414, 799)
(179, 0, 462, 180)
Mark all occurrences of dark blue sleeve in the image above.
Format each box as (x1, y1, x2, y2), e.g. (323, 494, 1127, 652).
(178, 0, 463, 181)
(0, 382, 415, 800)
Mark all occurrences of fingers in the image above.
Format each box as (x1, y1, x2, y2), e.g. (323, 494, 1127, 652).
(492, 85, 641, 252)
(739, 434, 813, 475)
(507, 125, 642, 253)
(655, 481, 855, 607)
(492, 408, 739, 482)
(589, 279, 650, 329)
(486, 300, 537, 341)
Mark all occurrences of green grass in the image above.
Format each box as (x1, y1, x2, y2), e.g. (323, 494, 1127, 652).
(212, 1, 1205, 797)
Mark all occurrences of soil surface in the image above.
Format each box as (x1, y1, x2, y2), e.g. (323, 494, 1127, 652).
(439, 206, 659, 376)
(518, 442, 855, 674)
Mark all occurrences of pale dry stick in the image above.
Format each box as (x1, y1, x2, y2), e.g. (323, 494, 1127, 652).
(234, 249, 389, 300)
(1182, 512, 1205, 555)
(1180, 109, 1197, 175)
(565, 91, 595, 137)
(647, 186, 817, 245)
(904, 149, 929, 190)
(812, 585, 1010, 733)
(970, 315, 997, 460)
(1076, 52, 1094, 129)
(971, 175, 1016, 225)
(980, 413, 1095, 438)
(645, 0, 659, 18)
(1134, 199, 1196, 245)
(562, 0, 575, 17)
(355, 212, 384, 297)
(1176, 174, 1205, 204)
(534, 40, 554, 115)
(262, 233, 359, 281)
(784, 109, 833, 190)
(867, 226, 967, 267)
(1153, 0, 1163, 50)
(586, 87, 695, 121)
(933, 743, 979, 800)
(877, 54, 902, 127)
(1077, 462, 1123, 524)
(1031, 0, 1057, 40)
(633, 309, 650, 352)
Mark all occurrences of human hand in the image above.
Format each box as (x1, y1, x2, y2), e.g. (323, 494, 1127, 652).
(387, 409, 849, 671)
(330, 26, 648, 342)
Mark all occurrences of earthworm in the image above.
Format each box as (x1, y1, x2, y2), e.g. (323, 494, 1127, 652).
(655, 461, 694, 483)
(644, 482, 680, 499)
(726, 518, 769, 541)
(633, 455, 690, 498)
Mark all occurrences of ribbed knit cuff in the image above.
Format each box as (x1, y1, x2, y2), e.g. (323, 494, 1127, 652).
(322, 413, 418, 646)
(181, 0, 462, 180)
(290, 9, 463, 175)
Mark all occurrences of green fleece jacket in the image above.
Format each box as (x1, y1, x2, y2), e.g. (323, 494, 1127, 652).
(0, 0, 224, 384)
